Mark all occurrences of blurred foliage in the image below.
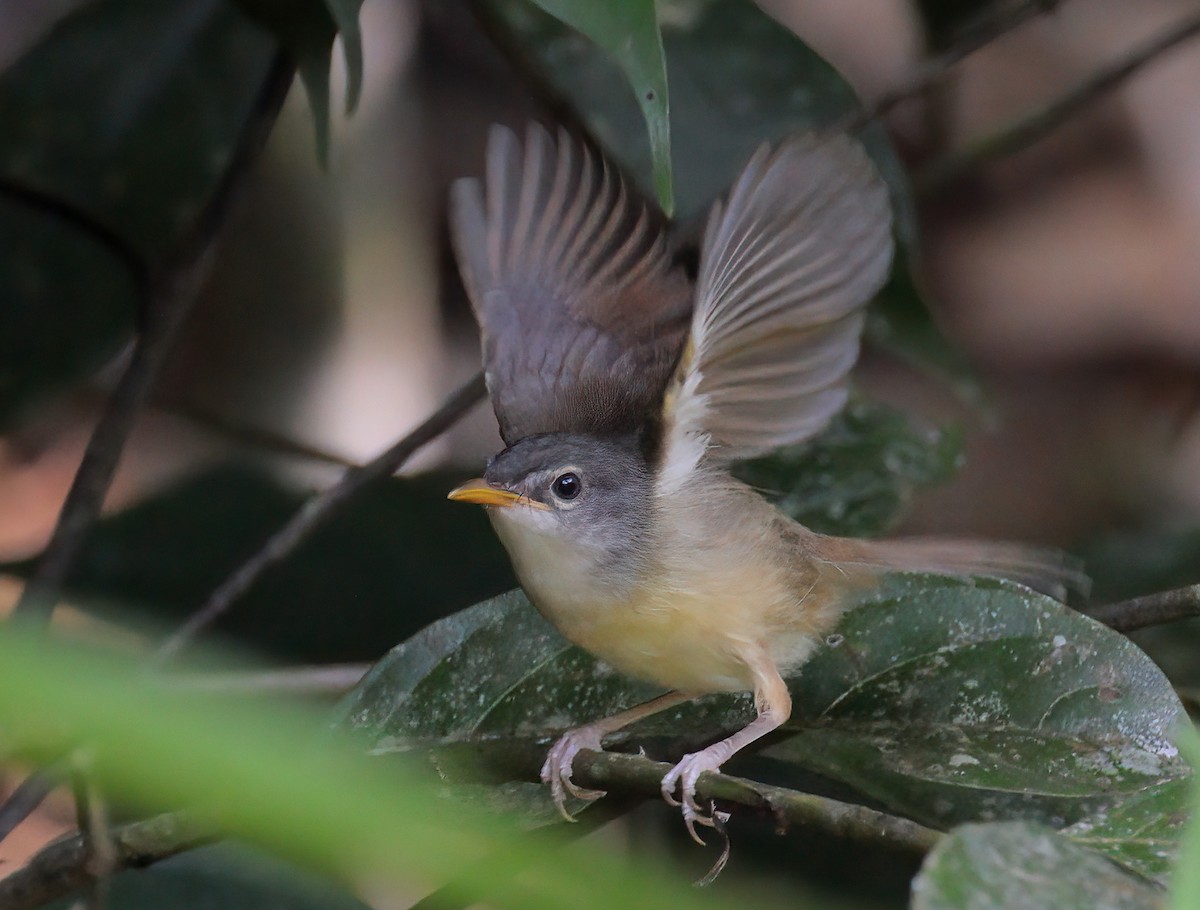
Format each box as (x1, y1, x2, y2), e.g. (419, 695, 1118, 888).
(1, 463, 515, 663)
(735, 400, 964, 537)
(0, 627, 724, 910)
(0, 0, 275, 424)
(911, 822, 1160, 910)
(46, 846, 373, 910)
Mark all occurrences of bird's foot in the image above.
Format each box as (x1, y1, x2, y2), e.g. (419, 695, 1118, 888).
(661, 747, 731, 845)
(540, 725, 608, 822)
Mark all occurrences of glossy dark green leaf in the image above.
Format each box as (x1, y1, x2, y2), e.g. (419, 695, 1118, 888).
(911, 822, 1161, 910)
(236, 0, 365, 163)
(0, 462, 515, 663)
(0, 0, 277, 421)
(48, 845, 372, 910)
(734, 399, 963, 537)
(527, 0, 671, 213)
(339, 575, 1189, 876)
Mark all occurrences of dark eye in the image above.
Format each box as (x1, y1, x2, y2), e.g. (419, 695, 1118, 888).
(551, 472, 582, 501)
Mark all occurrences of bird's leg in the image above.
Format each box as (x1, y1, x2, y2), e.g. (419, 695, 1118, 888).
(542, 690, 690, 822)
(661, 658, 791, 845)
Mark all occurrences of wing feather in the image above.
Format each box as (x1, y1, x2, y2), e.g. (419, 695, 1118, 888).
(450, 124, 693, 445)
(658, 133, 893, 491)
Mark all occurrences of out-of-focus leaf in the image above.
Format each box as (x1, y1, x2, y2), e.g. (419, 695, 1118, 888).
(0, 627, 722, 910)
(914, 0, 998, 52)
(911, 822, 1161, 910)
(734, 399, 963, 537)
(0, 463, 515, 663)
(527, 0, 671, 213)
(1171, 726, 1200, 910)
(0, 0, 277, 422)
(339, 575, 1190, 876)
(48, 845, 372, 910)
(236, 0, 365, 163)
(1063, 776, 1190, 882)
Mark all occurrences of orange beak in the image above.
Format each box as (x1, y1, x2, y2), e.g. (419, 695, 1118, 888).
(446, 478, 549, 510)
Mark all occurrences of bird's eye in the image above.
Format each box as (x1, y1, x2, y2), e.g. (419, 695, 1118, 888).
(551, 472, 582, 501)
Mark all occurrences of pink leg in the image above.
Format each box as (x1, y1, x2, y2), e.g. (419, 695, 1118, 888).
(541, 690, 690, 821)
(660, 658, 791, 844)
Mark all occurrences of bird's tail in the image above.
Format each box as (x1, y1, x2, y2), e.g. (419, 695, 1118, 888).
(848, 537, 1090, 603)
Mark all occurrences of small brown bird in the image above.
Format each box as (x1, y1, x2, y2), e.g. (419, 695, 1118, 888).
(447, 123, 1085, 841)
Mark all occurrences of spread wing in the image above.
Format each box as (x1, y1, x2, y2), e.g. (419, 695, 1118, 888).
(450, 123, 693, 445)
(658, 133, 894, 492)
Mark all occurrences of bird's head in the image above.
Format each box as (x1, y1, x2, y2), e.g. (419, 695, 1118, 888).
(448, 433, 654, 571)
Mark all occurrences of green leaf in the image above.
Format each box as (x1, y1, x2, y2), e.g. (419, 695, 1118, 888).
(734, 399, 963, 537)
(0, 463, 515, 663)
(527, 0, 672, 214)
(1170, 725, 1200, 910)
(339, 575, 1190, 876)
(911, 822, 1161, 910)
(0, 627, 723, 910)
(235, 0, 366, 164)
(0, 0, 277, 422)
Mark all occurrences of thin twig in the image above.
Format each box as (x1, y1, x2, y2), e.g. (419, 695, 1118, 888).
(843, 0, 1064, 132)
(149, 372, 488, 664)
(916, 8, 1200, 193)
(0, 769, 62, 844)
(1087, 584, 1200, 633)
(10, 53, 297, 624)
(0, 812, 215, 910)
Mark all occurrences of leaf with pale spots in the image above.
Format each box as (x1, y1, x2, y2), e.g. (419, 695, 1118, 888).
(337, 574, 1190, 884)
(912, 821, 1162, 910)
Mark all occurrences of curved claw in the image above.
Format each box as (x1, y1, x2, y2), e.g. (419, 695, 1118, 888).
(541, 725, 607, 821)
(661, 747, 730, 844)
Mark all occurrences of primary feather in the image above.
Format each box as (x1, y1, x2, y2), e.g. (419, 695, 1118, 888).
(658, 133, 894, 494)
(449, 123, 692, 445)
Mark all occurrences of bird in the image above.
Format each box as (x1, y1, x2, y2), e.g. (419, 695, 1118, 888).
(445, 122, 1087, 842)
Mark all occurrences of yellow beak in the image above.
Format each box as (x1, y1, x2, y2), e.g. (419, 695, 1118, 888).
(447, 478, 549, 510)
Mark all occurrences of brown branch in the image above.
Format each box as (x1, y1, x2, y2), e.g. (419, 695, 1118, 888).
(149, 372, 488, 664)
(0, 812, 215, 910)
(570, 750, 941, 855)
(10, 53, 296, 624)
(916, 8, 1200, 193)
(1087, 584, 1200, 633)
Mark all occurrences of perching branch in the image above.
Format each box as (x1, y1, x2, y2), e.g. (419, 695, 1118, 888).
(150, 372, 488, 664)
(569, 750, 941, 855)
(916, 8, 1200, 193)
(1087, 584, 1200, 633)
(10, 52, 296, 625)
(0, 812, 215, 910)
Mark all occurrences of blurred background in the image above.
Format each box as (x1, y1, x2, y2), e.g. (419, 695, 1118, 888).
(3, 0, 1200, 903)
